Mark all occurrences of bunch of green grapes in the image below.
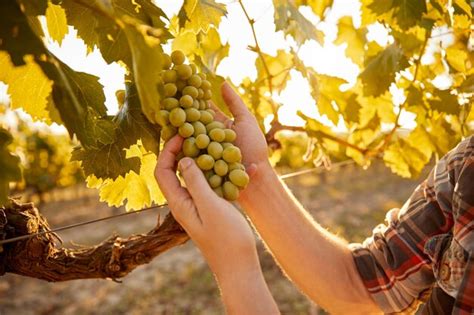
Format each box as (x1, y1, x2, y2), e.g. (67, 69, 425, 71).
(154, 50, 249, 201)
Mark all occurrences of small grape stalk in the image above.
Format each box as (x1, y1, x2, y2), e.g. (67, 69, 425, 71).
(154, 50, 249, 201)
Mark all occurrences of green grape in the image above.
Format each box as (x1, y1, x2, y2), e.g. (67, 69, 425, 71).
(193, 100, 200, 109)
(213, 186, 224, 198)
(195, 134, 210, 149)
(183, 86, 198, 99)
(176, 80, 187, 91)
(185, 108, 201, 122)
(223, 181, 239, 201)
(162, 53, 172, 69)
(179, 122, 194, 138)
(206, 109, 216, 116)
(161, 125, 177, 141)
(208, 141, 223, 159)
(155, 110, 169, 126)
(228, 162, 245, 171)
(206, 121, 225, 132)
(171, 50, 185, 65)
(214, 159, 228, 177)
(198, 72, 207, 80)
(188, 74, 202, 88)
(199, 100, 207, 110)
(192, 121, 206, 136)
(204, 170, 215, 180)
(169, 107, 186, 127)
(222, 146, 242, 163)
(201, 80, 211, 90)
(208, 174, 222, 188)
(163, 70, 177, 83)
(196, 154, 215, 171)
(209, 128, 226, 142)
(203, 89, 212, 100)
(176, 64, 192, 80)
(198, 88, 204, 99)
(162, 97, 179, 111)
(180, 95, 194, 108)
(164, 83, 177, 97)
(183, 137, 200, 157)
(224, 129, 237, 142)
(221, 142, 233, 149)
(199, 110, 213, 124)
(229, 169, 249, 188)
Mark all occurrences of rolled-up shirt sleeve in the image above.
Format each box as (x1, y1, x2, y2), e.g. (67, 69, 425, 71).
(349, 136, 474, 314)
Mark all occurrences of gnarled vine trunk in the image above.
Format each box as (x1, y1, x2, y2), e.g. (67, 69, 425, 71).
(0, 199, 189, 281)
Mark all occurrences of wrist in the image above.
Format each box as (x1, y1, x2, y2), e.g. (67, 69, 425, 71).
(239, 160, 278, 205)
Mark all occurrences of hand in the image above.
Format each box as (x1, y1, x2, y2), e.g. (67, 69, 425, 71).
(213, 82, 269, 171)
(154, 136, 258, 278)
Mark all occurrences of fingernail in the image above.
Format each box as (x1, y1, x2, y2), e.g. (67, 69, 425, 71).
(179, 157, 192, 172)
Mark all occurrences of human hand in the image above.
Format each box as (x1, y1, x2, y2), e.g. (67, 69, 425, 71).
(212, 82, 269, 172)
(154, 135, 259, 278)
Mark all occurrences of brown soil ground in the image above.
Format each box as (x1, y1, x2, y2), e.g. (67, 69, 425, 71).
(0, 162, 427, 315)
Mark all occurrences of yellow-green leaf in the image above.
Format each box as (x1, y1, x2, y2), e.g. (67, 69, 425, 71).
(256, 50, 293, 92)
(45, 2, 69, 45)
(334, 16, 367, 66)
(180, 0, 227, 33)
(0, 52, 54, 123)
(446, 46, 468, 72)
(296, 0, 333, 18)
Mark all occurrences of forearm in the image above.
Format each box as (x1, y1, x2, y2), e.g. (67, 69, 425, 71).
(240, 162, 380, 314)
(215, 251, 279, 315)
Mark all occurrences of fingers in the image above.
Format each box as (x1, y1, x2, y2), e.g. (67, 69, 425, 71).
(155, 136, 188, 205)
(209, 101, 231, 126)
(221, 81, 251, 120)
(178, 157, 217, 208)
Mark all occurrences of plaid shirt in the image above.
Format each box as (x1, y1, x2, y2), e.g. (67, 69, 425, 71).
(350, 136, 474, 314)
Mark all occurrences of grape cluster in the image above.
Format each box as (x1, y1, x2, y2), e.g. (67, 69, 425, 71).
(155, 50, 249, 201)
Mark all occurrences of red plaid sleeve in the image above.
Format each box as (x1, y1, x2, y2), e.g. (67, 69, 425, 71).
(350, 136, 474, 314)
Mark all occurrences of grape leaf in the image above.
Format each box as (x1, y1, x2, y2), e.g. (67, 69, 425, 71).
(197, 28, 230, 71)
(17, 0, 48, 16)
(87, 143, 165, 211)
(172, 30, 199, 57)
(178, 0, 227, 33)
(359, 44, 409, 96)
(256, 50, 293, 93)
(334, 17, 367, 66)
(122, 22, 164, 126)
(274, 0, 324, 45)
(295, 0, 334, 19)
(369, 0, 427, 30)
(446, 46, 468, 72)
(429, 89, 460, 115)
(383, 137, 428, 178)
(0, 128, 22, 205)
(45, 2, 69, 45)
(458, 74, 474, 93)
(72, 84, 161, 179)
(0, 1, 47, 66)
(0, 52, 54, 124)
(391, 26, 425, 56)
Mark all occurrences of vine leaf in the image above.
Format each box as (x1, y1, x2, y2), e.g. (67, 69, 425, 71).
(0, 128, 22, 205)
(429, 89, 460, 115)
(334, 17, 367, 66)
(383, 135, 429, 178)
(295, 0, 334, 19)
(256, 50, 293, 92)
(0, 52, 54, 124)
(45, 2, 69, 45)
(359, 44, 409, 97)
(273, 0, 324, 45)
(369, 0, 427, 30)
(178, 0, 227, 33)
(72, 85, 161, 180)
(87, 143, 165, 211)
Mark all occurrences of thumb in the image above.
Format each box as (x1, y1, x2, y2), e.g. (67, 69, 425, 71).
(178, 157, 215, 206)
